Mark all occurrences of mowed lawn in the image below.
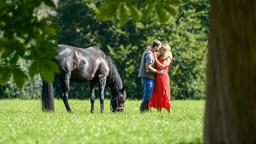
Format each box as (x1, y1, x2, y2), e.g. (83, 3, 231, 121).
(0, 100, 204, 144)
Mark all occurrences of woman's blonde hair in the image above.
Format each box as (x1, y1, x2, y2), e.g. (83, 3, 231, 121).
(162, 44, 173, 59)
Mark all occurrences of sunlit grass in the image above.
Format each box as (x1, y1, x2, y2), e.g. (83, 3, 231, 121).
(0, 99, 204, 144)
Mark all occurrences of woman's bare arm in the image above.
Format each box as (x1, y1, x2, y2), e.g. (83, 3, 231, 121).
(146, 63, 166, 74)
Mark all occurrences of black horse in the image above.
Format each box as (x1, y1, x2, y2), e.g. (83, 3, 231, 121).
(42, 44, 126, 113)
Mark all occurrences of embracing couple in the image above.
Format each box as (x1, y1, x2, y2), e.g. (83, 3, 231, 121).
(138, 39, 173, 113)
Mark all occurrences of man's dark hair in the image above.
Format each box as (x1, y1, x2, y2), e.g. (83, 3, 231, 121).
(151, 39, 161, 48)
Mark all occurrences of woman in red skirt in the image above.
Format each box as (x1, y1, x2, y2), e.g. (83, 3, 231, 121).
(148, 44, 173, 113)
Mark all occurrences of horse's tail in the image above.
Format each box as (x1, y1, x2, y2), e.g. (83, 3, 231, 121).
(41, 81, 55, 111)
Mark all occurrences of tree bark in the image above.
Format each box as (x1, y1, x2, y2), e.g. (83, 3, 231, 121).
(205, 0, 256, 143)
(42, 81, 55, 111)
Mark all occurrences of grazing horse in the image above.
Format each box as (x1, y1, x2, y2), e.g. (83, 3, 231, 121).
(42, 44, 126, 113)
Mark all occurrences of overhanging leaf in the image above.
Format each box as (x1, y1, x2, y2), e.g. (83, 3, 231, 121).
(38, 58, 59, 82)
(43, 0, 56, 8)
(13, 67, 28, 88)
(29, 60, 39, 78)
(163, 4, 177, 16)
(46, 60, 60, 74)
(118, 3, 129, 26)
(39, 62, 55, 82)
(127, 3, 141, 21)
(96, 1, 121, 21)
(155, 4, 169, 23)
(143, 3, 154, 19)
(0, 67, 11, 84)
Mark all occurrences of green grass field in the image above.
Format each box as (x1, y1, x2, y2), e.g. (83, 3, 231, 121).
(0, 100, 204, 144)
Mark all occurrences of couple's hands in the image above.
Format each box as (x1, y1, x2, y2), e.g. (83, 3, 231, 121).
(157, 70, 168, 74)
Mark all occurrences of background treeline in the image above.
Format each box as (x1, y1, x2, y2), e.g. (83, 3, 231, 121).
(0, 0, 209, 100)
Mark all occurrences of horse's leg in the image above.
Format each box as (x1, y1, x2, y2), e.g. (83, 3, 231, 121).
(60, 73, 72, 112)
(90, 80, 96, 113)
(98, 74, 106, 113)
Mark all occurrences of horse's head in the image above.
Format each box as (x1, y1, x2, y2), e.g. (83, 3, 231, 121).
(111, 86, 126, 112)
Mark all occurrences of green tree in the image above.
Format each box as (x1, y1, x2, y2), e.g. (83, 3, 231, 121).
(0, 0, 59, 88)
(170, 0, 208, 99)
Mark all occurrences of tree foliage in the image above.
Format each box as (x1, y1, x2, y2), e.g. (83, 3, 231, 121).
(0, 0, 59, 88)
(96, 0, 181, 25)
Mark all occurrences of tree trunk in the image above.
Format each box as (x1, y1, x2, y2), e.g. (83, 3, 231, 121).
(42, 81, 55, 111)
(205, 0, 256, 143)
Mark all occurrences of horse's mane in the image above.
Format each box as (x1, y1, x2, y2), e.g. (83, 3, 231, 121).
(104, 52, 123, 95)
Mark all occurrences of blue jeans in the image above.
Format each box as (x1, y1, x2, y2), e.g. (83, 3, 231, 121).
(141, 78, 155, 101)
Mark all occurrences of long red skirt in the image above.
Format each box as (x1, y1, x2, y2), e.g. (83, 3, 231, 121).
(148, 73, 172, 109)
